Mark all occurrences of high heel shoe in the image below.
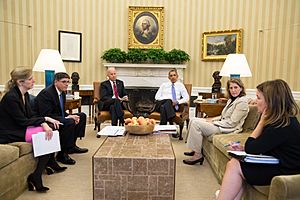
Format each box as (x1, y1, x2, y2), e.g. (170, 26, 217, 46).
(184, 151, 195, 156)
(182, 157, 204, 165)
(27, 174, 49, 192)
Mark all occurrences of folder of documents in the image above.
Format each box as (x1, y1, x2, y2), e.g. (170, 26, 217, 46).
(227, 150, 279, 164)
(32, 131, 61, 157)
(153, 125, 177, 134)
(97, 126, 125, 136)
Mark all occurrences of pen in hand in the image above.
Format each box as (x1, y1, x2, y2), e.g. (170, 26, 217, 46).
(224, 141, 240, 147)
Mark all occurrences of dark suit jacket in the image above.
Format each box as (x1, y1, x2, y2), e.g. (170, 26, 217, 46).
(99, 79, 127, 110)
(0, 86, 45, 143)
(34, 84, 68, 121)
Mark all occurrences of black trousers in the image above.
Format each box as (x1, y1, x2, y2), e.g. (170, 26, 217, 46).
(155, 99, 176, 125)
(102, 99, 125, 126)
(59, 112, 86, 151)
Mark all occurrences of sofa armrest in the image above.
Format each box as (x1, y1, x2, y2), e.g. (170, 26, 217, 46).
(268, 174, 300, 200)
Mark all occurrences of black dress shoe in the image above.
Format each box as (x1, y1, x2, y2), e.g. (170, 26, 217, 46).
(45, 166, 67, 175)
(183, 157, 204, 165)
(68, 146, 88, 154)
(184, 151, 195, 156)
(56, 153, 76, 165)
(45, 160, 67, 175)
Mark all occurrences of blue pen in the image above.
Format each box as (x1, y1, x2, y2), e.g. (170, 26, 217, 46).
(224, 141, 240, 147)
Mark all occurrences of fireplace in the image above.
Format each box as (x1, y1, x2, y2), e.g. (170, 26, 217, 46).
(126, 87, 158, 117)
(103, 63, 187, 117)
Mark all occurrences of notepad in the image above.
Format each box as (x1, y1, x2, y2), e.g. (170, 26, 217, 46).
(97, 126, 125, 136)
(32, 131, 61, 157)
(153, 125, 177, 134)
(227, 150, 279, 164)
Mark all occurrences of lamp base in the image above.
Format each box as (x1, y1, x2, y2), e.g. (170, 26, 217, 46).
(45, 70, 55, 87)
(230, 74, 240, 78)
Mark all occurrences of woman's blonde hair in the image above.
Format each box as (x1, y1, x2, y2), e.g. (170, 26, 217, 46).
(226, 78, 246, 98)
(4, 67, 32, 94)
(257, 79, 299, 127)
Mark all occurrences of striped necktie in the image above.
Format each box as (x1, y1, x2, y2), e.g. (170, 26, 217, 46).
(113, 81, 119, 98)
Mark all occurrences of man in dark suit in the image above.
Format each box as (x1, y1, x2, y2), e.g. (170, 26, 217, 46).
(99, 67, 128, 125)
(34, 72, 88, 165)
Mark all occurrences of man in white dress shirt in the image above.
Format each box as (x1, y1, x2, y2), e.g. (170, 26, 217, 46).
(154, 68, 189, 125)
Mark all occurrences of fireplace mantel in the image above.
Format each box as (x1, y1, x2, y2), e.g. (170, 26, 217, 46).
(103, 63, 187, 87)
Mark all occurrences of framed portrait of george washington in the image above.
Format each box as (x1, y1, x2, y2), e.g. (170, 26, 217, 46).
(128, 6, 164, 49)
(202, 29, 243, 61)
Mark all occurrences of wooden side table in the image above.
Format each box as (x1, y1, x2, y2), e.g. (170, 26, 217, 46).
(65, 98, 82, 114)
(71, 90, 94, 116)
(194, 101, 226, 117)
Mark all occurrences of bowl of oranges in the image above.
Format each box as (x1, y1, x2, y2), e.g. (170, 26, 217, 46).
(124, 116, 156, 135)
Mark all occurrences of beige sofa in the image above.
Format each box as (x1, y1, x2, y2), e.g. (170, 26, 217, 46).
(0, 142, 36, 200)
(202, 104, 300, 200)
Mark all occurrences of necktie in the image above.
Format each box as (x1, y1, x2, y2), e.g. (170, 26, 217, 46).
(113, 81, 119, 98)
(172, 83, 179, 110)
(59, 93, 65, 118)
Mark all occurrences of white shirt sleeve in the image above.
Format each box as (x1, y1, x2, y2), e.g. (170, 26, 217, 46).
(176, 82, 189, 104)
(155, 82, 189, 104)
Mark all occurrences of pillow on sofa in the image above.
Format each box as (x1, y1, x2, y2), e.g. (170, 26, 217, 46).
(242, 105, 260, 132)
(0, 144, 19, 169)
(10, 142, 33, 157)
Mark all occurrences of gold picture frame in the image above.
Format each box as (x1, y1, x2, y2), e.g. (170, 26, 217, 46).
(202, 29, 243, 61)
(128, 6, 164, 49)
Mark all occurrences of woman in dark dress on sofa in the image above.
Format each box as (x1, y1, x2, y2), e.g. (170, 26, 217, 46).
(0, 68, 64, 192)
(217, 79, 300, 200)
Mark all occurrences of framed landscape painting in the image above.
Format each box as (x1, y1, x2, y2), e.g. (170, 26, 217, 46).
(128, 6, 164, 49)
(202, 29, 243, 61)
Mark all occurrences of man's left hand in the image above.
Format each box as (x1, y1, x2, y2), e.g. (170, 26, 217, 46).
(172, 100, 178, 106)
(66, 115, 80, 124)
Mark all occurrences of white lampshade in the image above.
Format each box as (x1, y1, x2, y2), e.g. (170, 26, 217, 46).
(33, 49, 66, 72)
(219, 54, 252, 78)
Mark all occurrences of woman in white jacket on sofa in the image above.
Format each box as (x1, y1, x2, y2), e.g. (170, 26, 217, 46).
(183, 78, 249, 165)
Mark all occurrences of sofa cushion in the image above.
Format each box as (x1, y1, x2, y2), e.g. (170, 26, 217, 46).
(0, 144, 19, 168)
(10, 142, 33, 157)
(252, 185, 269, 196)
(242, 105, 260, 132)
(296, 101, 300, 122)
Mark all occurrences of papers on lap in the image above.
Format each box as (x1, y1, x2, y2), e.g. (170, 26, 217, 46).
(32, 131, 61, 157)
(97, 126, 125, 136)
(153, 125, 177, 134)
(227, 150, 279, 164)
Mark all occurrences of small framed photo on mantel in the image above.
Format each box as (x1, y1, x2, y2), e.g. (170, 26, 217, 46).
(58, 30, 82, 62)
(202, 29, 243, 61)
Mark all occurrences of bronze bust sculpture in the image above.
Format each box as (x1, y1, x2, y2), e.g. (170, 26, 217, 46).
(212, 71, 222, 93)
(71, 72, 80, 91)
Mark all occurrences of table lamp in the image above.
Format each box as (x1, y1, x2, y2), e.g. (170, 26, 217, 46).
(219, 54, 252, 78)
(33, 49, 66, 87)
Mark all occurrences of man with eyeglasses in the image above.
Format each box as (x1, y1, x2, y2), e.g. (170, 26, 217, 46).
(34, 72, 88, 165)
(154, 68, 189, 126)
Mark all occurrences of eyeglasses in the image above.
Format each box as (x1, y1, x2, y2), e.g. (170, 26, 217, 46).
(59, 80, 70, 84)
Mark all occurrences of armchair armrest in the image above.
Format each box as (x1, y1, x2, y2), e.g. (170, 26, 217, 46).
(179, 103, 189, 120)
(268, 174, 300, 200)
